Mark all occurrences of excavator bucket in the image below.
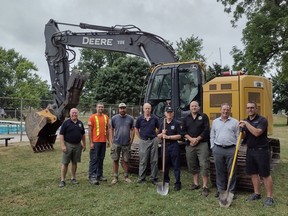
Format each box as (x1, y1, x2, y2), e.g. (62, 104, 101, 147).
(25, 108, 61, 153)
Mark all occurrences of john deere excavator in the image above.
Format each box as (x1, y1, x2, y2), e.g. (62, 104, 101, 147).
(25, 19, 206, 152)
(26, 19, 279, 190)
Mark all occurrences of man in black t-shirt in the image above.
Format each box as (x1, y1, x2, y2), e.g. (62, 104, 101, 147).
(239, 102, 274, 207)
(182, 100, 210, 197)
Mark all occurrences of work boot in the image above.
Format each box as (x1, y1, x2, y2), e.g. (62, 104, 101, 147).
(137, 178, 146, 184)
(58, 181, 66, 188)
(263, 197, 274, 207)
(151, 179, 158, 185)
(174, 184, 181, 191)
(246, 193, 261, 201)
(202, 187, 209, 197)
(190, 183, 200, 190)
(70, 178, 79, 184)
(111, 177, 118, 185)
(97, 176, 107, 181)
(124, 177, 132, 183)
(89, 178, 99, 185)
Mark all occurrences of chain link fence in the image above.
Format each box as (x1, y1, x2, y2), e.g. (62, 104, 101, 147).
(0, 97, 142, 139)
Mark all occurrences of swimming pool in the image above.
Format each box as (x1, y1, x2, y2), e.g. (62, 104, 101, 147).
(0, 124, 25, 134)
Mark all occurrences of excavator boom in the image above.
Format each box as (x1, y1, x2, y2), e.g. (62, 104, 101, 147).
(26, 19, 178, 152)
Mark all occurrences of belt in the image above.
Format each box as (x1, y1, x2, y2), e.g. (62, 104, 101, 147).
(248, 147, 268, 151)
(215, 144, 235, 149)
(141, 137, 155, 141)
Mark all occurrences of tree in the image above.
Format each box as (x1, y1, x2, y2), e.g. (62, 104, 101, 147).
(217, 0, 288, 77)
(271, 72, 288, 124)
(175, 36, 206, 62)
(206, 63, 230, 82)
(94, 56, 149, 105)
(77, 49, 126, 109)
(77, 48, 149, 107)
(0, 47, 51, 109)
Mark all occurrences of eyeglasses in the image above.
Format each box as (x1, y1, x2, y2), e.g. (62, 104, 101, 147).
(246, 107, 255, 109)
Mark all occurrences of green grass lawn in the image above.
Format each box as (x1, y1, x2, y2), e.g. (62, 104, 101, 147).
(0, 115, 287, 216)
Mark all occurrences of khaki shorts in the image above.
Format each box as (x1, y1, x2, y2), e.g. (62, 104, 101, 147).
(110, 143, 131, 162)
(185, 141, 210, 176)
(62, 142, 83, 164)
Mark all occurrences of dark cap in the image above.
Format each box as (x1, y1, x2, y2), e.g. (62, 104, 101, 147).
(165, 106, 173, 112)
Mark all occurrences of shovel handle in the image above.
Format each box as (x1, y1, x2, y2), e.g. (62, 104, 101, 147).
(226, 131, 242, 191)
(162, 118, 166, 172)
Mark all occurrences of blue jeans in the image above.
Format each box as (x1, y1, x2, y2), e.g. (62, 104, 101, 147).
(89, 142, 106, 179)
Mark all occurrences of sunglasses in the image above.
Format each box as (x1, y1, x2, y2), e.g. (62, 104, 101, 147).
(246, 107, 255, 109)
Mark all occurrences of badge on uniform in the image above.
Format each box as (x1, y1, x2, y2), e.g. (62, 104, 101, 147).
(171, 125, 175, 130)
(198, 116, 202, 120)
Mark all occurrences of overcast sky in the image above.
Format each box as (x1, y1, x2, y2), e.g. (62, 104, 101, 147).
(0, 0, 246, 84)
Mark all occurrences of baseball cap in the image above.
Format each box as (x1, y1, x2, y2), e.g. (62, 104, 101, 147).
(118, 102, 127, 108)
(165, 106, 173, 112)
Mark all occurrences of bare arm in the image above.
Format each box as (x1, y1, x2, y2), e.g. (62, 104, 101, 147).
(130, 127, 135, 144)
(81, 134, 86, 152)
(239, 120, 264, 137)
(135, 128, 140, 138)
(59, 134, 67, 152)
(88, 125, 94, 149)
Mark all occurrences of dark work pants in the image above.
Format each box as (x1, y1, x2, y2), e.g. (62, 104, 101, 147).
(89, 142, 106, 179)
(163, 142, 181, 186)
(212, 145, 237, 192)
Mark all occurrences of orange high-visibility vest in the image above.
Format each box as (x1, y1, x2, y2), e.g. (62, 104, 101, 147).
(88, 114, 109, 142)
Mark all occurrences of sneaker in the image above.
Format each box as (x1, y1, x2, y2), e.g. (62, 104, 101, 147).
(111, 177, 118, 185)
(190, 184, 200, 190)
(124, 177, 132, 183)
(263, 197, 274, 207)
(246, 193, 262, 201)
(174, 184, 181, 191)
(89, 178, 99, 185)
(97, 176, 107, 181)
(137, 179, 146, 184)
(70, 178, 79, 184)
(215, 191, 220, 198)
(202, 187, 209, 197)
(58, 181, 66, 188)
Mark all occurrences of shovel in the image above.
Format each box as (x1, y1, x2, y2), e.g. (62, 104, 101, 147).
(157, 118, 169, 195)
(219, 130, 243, 208)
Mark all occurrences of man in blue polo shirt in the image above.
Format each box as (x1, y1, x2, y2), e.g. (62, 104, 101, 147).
(157, 106, 182, 191)
(58, 108, 86, 188)
(135, 102, 159, 184)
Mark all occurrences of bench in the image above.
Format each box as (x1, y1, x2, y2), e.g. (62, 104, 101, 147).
(0, 137, 14, 147)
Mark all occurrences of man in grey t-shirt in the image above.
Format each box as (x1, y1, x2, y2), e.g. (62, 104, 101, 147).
(110, 103, 135, 184)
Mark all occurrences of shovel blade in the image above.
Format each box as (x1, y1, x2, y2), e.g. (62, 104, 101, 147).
(156, 182, 169, 195)
(219, 191, 234, 208)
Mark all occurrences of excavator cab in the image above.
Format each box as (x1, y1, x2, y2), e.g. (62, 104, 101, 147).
(146, 61, 205, 122)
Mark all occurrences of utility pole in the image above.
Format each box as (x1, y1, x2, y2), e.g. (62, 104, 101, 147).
(219, 48, 222, 67)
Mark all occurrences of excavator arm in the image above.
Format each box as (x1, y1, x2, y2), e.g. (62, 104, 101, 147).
(26, 19, 178, 152)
